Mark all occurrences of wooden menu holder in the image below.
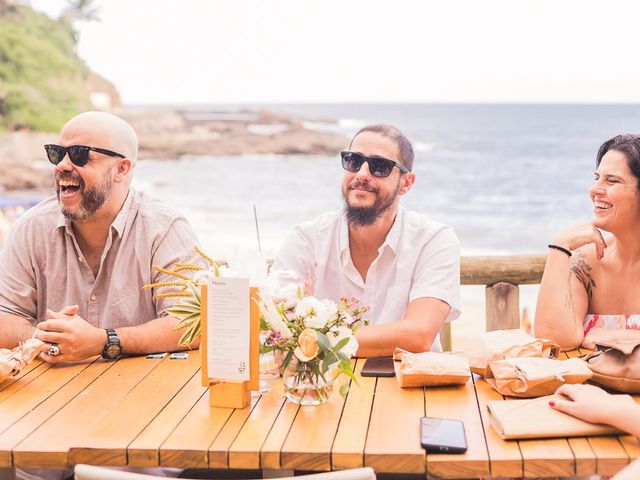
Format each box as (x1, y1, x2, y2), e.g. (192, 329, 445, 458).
(200, 285, 260, 409)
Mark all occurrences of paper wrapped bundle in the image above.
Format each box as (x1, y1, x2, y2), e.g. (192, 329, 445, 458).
(0, 338, 44, 383)
(463, 329, 560, 377)
(487, 394, 624, 440)
(393, 348, 471, 388)
(485, 357, 593, 397)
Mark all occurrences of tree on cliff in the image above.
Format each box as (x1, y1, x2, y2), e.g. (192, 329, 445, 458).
(60, 0, 100, 44)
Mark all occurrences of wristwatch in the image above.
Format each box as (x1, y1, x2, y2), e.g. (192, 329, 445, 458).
(102, 328, 123, 360)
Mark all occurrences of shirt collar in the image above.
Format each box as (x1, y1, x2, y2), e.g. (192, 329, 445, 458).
(55, 188, 134, 237)
(339, 205, 405, 261)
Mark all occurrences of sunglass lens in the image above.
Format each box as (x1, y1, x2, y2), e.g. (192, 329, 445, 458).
(368, 158, 394, 177)
(68, 146, 90, 167)
(341, 152, 364, 172)
(45, 145, 65, 165)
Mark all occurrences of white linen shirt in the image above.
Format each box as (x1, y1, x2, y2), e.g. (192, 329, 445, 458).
(272, 206, 461, 352)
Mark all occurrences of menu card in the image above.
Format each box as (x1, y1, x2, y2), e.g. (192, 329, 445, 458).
(204, 276, 250, 381)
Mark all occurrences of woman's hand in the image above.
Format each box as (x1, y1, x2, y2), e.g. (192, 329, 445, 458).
(552, 223, 607, 259)
(550, 384, 635, 428)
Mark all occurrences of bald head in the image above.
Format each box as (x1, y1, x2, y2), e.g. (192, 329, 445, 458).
(60, 111, 138, 165)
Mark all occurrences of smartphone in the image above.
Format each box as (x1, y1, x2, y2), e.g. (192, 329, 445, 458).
(420, 417, 467, 453)
(361, 356, 395, 377)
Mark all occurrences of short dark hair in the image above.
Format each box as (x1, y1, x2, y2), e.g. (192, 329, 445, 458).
(596, 134, 640, 192)
(349, 124, 414, 172)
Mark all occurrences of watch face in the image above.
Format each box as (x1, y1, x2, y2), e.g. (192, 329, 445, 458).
(106, 343, 122, 359)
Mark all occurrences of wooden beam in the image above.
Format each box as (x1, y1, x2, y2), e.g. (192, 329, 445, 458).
(461, 254, 546, 286)
(485, 282, 520, 331)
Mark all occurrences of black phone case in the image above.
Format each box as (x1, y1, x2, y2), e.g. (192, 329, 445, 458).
(360, 356, 395, 377)
(420, 417, 468, 454)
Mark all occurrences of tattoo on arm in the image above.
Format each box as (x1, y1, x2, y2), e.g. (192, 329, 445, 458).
(564, 271, 574, 312)
(570, 251, 596, 299)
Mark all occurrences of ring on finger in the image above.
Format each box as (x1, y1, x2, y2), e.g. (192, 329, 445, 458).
(48, 344, 60, 357)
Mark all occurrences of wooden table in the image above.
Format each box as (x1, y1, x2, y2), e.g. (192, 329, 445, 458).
(0, 349, 638, 479)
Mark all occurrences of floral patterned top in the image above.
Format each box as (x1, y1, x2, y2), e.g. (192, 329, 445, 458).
(583, 314, 640, 335)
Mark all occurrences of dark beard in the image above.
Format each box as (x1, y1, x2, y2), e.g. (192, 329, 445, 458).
(343, 180, 400, 226)
(58, 168, 113, 222)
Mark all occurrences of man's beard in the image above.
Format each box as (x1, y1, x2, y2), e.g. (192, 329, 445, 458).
(343, 179, 400, 226)
(57, 168, 113, 222)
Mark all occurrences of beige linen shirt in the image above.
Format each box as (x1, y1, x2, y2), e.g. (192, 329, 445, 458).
(272, 207, 461, 352)
(0, 189, 203, 328)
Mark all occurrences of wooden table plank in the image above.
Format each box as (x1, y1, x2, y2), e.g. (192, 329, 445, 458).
(228, 381, 287, 469)
(0, 359, 49, 396)
(159, 390, 234, 468)
(68, 353, 202, 466)
(331, 359, 375, 470)
(0, 361, 95, 435)
(12, 356, 161, 468)
(260, 395, 299, 469)
(472, 376, 523, 478)
(127, 372, 208, 467)
(566, 437, 596, 477)
(557, 347, 599, 476)
(426, 377, 490, 479)
(280, 376, 349, 471)
(208, 396, 259, 468)
(364, 377, 425, 474)
(0, 360, 111, 468)
(588, 437, 630, 477)
(519, 438, 576, 477)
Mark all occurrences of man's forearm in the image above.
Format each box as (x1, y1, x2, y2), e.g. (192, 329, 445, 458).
(355, 297, 450, 357)
(117, 315, 200, 355)
(355, 319, 438, 357)
(0, 313, 36, 348)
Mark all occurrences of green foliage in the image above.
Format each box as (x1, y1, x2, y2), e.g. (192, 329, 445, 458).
(0, 5, 92, 131)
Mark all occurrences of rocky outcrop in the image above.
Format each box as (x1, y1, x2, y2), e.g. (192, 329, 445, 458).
(0, 107, 348, 192)
(119, 107, 348, 159)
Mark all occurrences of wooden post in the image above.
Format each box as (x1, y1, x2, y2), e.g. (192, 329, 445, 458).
(485, 282, 520, 331)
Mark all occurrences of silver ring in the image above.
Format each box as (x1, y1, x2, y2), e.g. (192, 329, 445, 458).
(48, 344, 60, 356)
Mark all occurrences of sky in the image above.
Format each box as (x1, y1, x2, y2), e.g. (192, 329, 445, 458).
(30, 0, 640, 105)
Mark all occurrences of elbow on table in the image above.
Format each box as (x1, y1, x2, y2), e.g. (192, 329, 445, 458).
(399, 326, 437, 353)
(533, 323, 583, 351)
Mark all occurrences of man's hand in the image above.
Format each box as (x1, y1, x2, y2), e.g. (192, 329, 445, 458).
(36, 305, 107, 363)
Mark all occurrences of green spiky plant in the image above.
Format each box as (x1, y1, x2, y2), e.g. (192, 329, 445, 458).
(143, 247, 223, 347)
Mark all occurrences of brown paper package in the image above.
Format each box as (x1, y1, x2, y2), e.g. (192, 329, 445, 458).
(393, 348, 470, 388)
(463, 329, 559, 377)
(485, 357, 593, 397)
(487, 394, 624, 440)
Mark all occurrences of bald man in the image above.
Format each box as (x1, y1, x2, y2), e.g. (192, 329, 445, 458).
(0, 111, 204, 362)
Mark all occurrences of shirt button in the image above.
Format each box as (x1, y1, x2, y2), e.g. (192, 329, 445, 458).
(91, 294, 97, 301)
(78, 257, 82, 262)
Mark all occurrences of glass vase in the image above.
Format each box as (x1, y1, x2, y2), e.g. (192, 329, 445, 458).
(282, 359, 333, 405)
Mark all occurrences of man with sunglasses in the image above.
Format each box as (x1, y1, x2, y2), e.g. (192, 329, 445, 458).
(273, 124, 460, 355)
(0, 111, 203, 365)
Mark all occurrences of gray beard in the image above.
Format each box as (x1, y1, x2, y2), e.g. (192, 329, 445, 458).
(59, 168, 113, 222)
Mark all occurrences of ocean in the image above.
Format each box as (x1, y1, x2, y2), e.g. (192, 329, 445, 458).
(133, 103, 640, 260)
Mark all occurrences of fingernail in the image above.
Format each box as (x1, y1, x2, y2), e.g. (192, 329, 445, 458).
(548, 400, 555, 407)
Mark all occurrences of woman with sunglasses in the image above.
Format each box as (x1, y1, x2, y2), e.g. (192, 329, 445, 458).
(535, 134, 640, 349)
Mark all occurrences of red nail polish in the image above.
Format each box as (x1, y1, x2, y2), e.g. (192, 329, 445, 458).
(548, 400, 555, 407)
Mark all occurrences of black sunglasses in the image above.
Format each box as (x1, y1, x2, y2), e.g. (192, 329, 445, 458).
(340, 151, 409, 178)
(44, 144, 125, 167)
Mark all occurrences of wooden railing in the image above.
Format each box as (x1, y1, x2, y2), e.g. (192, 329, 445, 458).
(440, 254, 547, 350)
